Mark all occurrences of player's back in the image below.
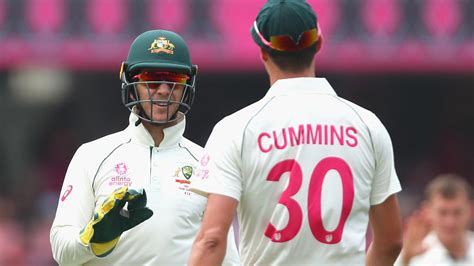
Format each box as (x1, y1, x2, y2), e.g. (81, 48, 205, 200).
(233, 78, 396, 265)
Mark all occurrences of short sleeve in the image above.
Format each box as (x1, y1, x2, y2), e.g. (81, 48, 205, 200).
(190, 120, 243, 202)
(369, 117, 402, 205)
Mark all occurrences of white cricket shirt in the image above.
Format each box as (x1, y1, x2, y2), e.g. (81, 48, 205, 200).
(191, 78, 401, 265)
(50, 113, 240, 265)
(396, 231, 474, 265)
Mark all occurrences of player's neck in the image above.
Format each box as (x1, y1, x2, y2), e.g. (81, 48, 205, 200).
(268, 68, 315, 86)
(142, 122, 165, 146)
(441, 234, 468, 260)
(265, 59, 316, 86)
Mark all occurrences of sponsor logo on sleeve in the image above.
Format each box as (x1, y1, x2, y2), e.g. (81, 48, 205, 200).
(61, 185, 73, 202)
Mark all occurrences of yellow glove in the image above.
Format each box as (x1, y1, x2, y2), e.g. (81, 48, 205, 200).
(79, 186, 153, 257)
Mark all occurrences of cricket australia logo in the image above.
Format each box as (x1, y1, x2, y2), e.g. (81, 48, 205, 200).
(175, 165, 194, 196)
(148, 37, 175, 54)
(181, 165, 193, 179)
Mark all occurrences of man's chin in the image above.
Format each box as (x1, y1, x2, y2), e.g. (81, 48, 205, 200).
(438, 231, 463, 244)
(147, 111, 180, 123)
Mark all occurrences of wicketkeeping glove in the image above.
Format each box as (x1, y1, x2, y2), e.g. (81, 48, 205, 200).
(79, 186, 153, 257)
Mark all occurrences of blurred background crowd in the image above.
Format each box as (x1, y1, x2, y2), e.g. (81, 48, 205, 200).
(0, 0, 473, 265)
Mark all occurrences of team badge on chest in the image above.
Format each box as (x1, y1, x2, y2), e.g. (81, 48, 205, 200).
(174, 165, 195, 196)
(181, 165, 193, 179)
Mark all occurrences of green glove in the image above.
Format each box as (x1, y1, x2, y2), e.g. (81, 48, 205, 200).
(79, 186, 153, 257)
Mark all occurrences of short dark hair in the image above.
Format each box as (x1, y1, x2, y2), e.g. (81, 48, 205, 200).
(267, 45, 316, 73)
(424, 173, 473, 201)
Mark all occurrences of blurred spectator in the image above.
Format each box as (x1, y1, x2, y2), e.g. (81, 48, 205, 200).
(35, 128, 79, 195)
(25, 216, 55, 266)
(0, 197, 25, 266)
(396, 174, 474, 265)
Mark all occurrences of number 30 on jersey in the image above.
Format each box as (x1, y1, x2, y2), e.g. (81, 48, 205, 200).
(265, 157, 354, 244)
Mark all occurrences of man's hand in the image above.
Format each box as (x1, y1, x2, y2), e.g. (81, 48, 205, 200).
(79, 186, 153, 257)
(400, 208, 431, 265)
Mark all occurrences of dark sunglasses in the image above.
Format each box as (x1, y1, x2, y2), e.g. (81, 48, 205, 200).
(253, 21, 320, 52)
(132, 71, 189, 84)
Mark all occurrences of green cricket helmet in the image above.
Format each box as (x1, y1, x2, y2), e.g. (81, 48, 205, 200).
(120, 29, 198, 125)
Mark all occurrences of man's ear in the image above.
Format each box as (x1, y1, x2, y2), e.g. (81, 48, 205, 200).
(260, 47, 269, 62)
(315, 35, 323, 54)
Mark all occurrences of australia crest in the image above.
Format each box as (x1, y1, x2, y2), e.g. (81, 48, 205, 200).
(148, 37, 175, 54)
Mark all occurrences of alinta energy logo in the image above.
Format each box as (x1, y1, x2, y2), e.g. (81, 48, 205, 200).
(109, 162, 132, 187)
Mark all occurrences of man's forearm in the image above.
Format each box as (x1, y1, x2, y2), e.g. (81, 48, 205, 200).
(189, 194, 238, 266)
(50, 225, 94, 265)
(366, 241, 402, 266)
(189, 231, 227, 266)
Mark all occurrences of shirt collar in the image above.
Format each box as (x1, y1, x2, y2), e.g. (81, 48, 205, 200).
(265, 77, 337, 98)
(127, 111, 185, 148)
(424, 231, 474, 262)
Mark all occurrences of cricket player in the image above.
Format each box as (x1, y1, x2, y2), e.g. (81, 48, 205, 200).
(50, 29, 239, 265)
(396, 174, 474, 265)
(189, 0, 402, 265)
